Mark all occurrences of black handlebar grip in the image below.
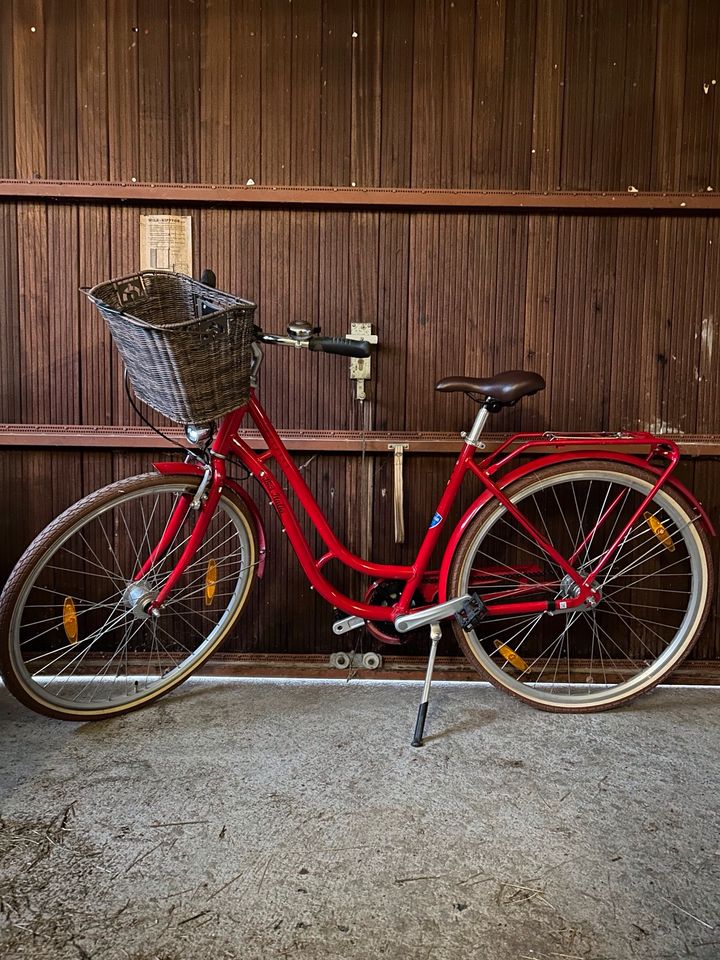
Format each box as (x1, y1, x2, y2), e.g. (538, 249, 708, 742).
(309, 336, 371, 358)
(200, 268, 217, 288)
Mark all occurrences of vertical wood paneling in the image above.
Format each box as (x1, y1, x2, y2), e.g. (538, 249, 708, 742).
(317, 210, 351, 427)
(259, 209, 293, 425)
(13, 0, 46, 179)
(228, 210, 261, 312)
(374, 212, 411, 431)
(348, 212, 380, 357)
(5, 1, 718, 193)
(621, 0, 657, 190)
(441, 0, 475, 188)
(589, 0, 628, 191)
(229, 0, 262, 295)
(406, 213, 441, 429)
(350, 0, 382, 187)
(138, 0, 170, 182)
(292, 0, 323, 185)
(660, 217, 707, 434)
(551, 216, 618, 430)
(288, 206, 321, 427)
(79, 205, 112, 425)
(697, 218, 720, 433)
(170, 0, 201, 183)
(77, 0, 109, 182)
(320, 1, 352, 185)
(108, 205, 141, 425)
(46, 0, 78, 181)
(652, 219, 676, 432)
(76, 5, 111, 427)
(560, 0, 596, 190)
(500, 0, 536, 189)
(652, 0, 688, 191)
(471, 0, 506, 188)
(200, 0, 231, 185)
(199, 206, 232, 298)
(17, 204, 49, 422)
(0, 2, 16, 179)
(0, 208, 21, 423)
(636, 218, 664, 428)
(347, 0, 382, 557)
(411, 1, 445, 188)
(107, 0, 140, 181)
(44, 3, 80, 429)
(608, 216, 657, 431)
(230, 0, 261, 186)
(260, 0, 292, 185)
(680, 1, 720, 192)
(522, 214, 557, 429)
(465, 210, 500, 411)
(379, 0, 413, 187)
(530, 0, 565, 191)
(2, 0, 720, 664)
(47, 205, 80, 425)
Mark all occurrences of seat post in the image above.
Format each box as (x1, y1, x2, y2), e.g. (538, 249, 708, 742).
(464, 406, 490, 447)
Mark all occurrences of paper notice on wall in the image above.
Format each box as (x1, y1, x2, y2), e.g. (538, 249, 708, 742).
(140, 215, 193, 274)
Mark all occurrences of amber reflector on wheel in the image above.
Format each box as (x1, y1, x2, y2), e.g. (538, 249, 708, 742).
(494, 640, 529, 672)
(205, 559, 218, 605)
(644, 512, 675, 552)
(63, 597, 78, 644)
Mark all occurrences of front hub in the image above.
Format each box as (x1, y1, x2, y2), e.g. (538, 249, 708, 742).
(122, 580, 157, 620)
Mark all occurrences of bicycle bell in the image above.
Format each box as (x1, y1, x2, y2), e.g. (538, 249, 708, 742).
(287, 320, 313, 340)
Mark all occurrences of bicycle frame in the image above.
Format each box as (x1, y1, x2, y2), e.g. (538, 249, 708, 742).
(143, 390, 711, 630)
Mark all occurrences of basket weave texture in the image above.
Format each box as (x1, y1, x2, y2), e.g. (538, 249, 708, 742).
(85, 271, 257, 423)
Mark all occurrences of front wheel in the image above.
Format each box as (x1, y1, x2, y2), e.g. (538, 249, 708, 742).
(448, 461, 713, 712)
(0, 473, 258, 720)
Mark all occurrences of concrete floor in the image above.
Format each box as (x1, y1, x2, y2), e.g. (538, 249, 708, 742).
(0, 678, 719, 960)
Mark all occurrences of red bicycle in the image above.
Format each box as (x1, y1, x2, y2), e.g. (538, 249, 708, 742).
(0, 271, 714, 742)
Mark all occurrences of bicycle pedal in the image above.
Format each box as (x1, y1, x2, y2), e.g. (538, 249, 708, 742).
(454, 593, 487, 632)
(332, 615, 365, 635)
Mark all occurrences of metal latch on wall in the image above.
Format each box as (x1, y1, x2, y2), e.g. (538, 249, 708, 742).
(388, 443, 408, 543)
(347, 323, 379, 401)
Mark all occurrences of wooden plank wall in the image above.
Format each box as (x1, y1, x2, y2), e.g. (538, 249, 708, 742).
(1, 0, 720, 661)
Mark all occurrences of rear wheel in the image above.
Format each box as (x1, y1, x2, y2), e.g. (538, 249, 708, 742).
(0, 473, 258, 720)
(448, 461, 713, 712)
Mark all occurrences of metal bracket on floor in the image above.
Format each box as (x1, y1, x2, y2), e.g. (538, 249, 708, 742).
(329, 651, 382, 670)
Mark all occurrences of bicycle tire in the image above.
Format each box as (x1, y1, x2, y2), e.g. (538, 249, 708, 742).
(448, 460, 713, 712)
(0, 472, 258, 721)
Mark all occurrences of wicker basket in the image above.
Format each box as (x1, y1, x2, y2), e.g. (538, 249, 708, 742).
(84, 271, 257, 423)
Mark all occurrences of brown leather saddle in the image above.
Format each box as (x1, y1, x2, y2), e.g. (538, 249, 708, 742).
(436, 371, 545, 409)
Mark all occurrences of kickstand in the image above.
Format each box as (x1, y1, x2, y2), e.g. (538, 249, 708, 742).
(411, 622, 441, 747)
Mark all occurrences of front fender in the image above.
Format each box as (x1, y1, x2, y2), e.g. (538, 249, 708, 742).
(437, 450, 715, 603)
(153, 461, 267, 578)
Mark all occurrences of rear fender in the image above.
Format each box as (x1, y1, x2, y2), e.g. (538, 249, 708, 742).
(437, 450, 714, 603)
(153, 461, 267, 578)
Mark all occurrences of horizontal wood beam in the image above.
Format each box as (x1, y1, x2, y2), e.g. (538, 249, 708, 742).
(1, 179, 720, 211)
(2, 424, 720, 457)
(191, 653, 720, 684)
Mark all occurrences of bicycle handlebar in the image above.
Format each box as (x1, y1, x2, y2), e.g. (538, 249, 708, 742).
(198, 269, 372, 359)
(308, 336, 370, 358)
(256, 331, 371, 359)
